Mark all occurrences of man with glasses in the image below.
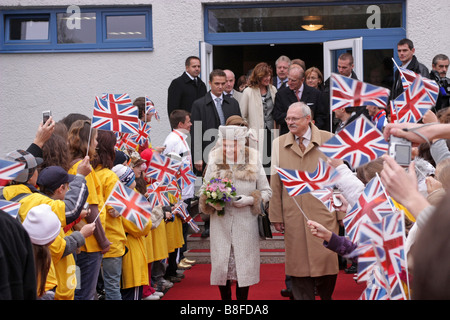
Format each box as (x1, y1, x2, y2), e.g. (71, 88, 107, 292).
(270, 102, 342, 300)
(273, 65, 327, 135)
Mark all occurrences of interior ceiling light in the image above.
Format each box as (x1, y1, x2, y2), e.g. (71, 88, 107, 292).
(301, 15, 323, 31)
(301, 24, 323, 31)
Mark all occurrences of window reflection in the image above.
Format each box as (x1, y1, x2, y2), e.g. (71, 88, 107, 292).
(208, 3, 402, 33)
(57, 12, 96, 44)
(106, 15, 146, 40)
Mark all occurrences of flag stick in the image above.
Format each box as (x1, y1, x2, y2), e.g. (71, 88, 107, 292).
(92, 202, 107, 224)
(391, 58, 407, 87)
(330, 75, 333, 132)
(292, 197, 309, 221)
(86, 118, 93, 158)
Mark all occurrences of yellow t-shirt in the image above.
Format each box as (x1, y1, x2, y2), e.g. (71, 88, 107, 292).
(95, 166, 127, 258)
(68, 160, 106, 252)
(121, 211, 152, 289)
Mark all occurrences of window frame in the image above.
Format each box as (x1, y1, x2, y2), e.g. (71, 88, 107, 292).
(0, 7, 153, 53)
(204, 1, 406, 47)
(5, 13, 51, 43)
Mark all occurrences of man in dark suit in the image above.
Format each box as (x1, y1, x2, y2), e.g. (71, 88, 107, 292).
(273, 65, 328, 135)
(190, 69, 242, 174)
(391, 38, 430, 100)
(272, 55, 291, 89)
(167, 56, 207, 115)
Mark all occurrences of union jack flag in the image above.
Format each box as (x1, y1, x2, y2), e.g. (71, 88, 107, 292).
(0, 159, 26, 186)
(397, 67, 439, 104)
(343, 175, 394, 243)
(105, 181, 153, 230)
(310, 188, 334, 211)
(0, 200, 21, 218)
(319, 115, 388, 169)
(331, 73, 390, 111)
(146, 153, 181, 184)
(129, 120, 151, 146)
(115, 132, 138, 151)
(176, 163, 196, 189)
(389, 100, 397, 123)
(92, 95, 139, 134)
(165, 178, 181, 202)
(275, 158, 338, 196)
(173, 201, 200, 233)
(145, 96, 160, 121)
(393, 75, 436, 123)
(359, 265, 389, 300)
(146, 181, 171, 207)
(101, 93, 133, 105)
(350, 210, 407, 300)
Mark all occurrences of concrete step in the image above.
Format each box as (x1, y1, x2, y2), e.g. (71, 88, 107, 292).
(186, 234, 285, 250)
(184, 248, 285, 264)
(185, 203, 285, 263)
(185, 232, 286, 264)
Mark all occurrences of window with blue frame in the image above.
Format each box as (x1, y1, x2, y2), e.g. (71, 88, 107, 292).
(0, 7, 153, 52)
(204, 1, 406, 45)
(207, 3, 403, 33)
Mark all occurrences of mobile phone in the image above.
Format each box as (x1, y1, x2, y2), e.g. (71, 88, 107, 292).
(43, 110, 52, 124)
(332, 192, 343, 207)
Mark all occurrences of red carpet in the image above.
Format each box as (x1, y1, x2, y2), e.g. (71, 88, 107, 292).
(163, 263, 363, 300)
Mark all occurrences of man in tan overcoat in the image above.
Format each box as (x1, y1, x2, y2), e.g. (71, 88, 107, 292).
(269, 101, 346, 300)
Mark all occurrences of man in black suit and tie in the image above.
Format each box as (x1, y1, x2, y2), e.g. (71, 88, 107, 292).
(190, 69, 242, 175)
(167, 56, 207, 115)
(273, 55, 291, 89)
(273, 65, 328, 135)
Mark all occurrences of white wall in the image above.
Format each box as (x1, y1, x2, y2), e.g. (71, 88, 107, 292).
(0, 0, 208, 154)
(406, 0, 450, 71)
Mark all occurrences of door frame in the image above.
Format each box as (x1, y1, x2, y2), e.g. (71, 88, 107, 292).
(199, 41, 213, 91)
(323, 37, 364, 81)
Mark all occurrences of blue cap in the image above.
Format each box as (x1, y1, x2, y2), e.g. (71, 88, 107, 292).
(37, 166, 75, 192)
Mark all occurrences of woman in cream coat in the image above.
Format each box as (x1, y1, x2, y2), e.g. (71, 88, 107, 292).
(239, 62, 277, 172)
(199, 125, 272, 300)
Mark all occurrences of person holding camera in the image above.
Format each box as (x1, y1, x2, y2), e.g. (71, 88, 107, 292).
(430, 54, 450, 112)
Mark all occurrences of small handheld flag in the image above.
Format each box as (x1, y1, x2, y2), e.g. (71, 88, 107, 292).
(105, 181, 153, 230)
(319, 115, 388, 169)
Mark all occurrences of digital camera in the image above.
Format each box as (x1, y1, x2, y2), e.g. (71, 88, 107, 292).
(430, 70, 450, 96)
(388, 136, 412, 167)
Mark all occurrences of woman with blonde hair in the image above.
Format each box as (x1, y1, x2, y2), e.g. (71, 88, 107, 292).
(305, 67, 324, 92)
(239, 62, 277, 172)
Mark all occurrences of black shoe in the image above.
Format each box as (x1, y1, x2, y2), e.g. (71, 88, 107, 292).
(201, 228, 210, 238)
(280, 288, 293, 298)
(345, 264, 357, 274)
(96, 289, 105, 300)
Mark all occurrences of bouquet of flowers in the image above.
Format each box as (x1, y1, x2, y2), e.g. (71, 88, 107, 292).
(203, 177, 236, 216)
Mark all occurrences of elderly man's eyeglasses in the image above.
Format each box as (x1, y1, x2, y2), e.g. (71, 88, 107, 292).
(285, 115, 308, 123)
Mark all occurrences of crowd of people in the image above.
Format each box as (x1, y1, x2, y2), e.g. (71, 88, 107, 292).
(1, 36, 450, 301)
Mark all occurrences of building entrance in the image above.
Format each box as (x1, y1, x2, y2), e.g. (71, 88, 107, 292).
(212, 43, 393, 90)
(213, 42, 323, 82)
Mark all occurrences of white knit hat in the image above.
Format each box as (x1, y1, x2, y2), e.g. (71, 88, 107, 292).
(22, 204, 61, 246)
